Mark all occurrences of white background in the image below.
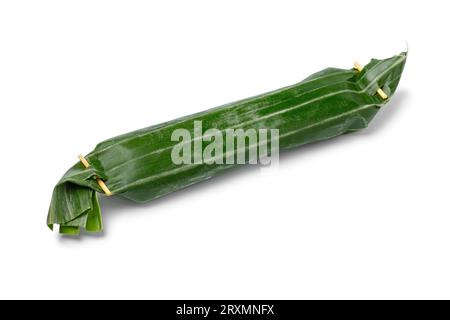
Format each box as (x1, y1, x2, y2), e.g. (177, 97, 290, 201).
(0, 1, 449, 299)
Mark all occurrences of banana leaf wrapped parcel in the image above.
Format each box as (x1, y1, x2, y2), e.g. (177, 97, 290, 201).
(48, 52, 407, 235)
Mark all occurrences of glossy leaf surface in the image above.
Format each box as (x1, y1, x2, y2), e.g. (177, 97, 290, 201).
(48, 53, 407, 234)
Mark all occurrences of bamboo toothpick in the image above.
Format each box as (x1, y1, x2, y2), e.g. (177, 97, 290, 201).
(353, 61, 388, 100)
(353, 61, 364, 73)
(78, 154, 90, 169)
(78, 154, 112, 196)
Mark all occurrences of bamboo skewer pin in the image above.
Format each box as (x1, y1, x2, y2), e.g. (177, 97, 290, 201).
(78, 154, 112, 196)
(353, 61, 388, 100)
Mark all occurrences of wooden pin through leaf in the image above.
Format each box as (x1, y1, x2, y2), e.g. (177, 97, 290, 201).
(78, 154, 112, 196)
(353, 61, 388, 100)
(353, 61, 364, 72)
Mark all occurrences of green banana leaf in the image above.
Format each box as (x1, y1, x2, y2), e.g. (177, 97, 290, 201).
(48, 52, 407, 235)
